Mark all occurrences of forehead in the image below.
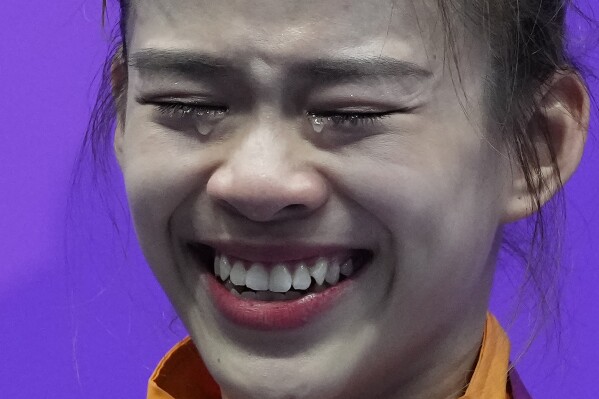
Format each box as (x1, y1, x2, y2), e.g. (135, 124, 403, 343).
(128, 0, 446, 67)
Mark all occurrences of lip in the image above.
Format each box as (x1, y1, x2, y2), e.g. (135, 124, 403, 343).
(188, 241, 369, 330)
(202, 272, 353, 330)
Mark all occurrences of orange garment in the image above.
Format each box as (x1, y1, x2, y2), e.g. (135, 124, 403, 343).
(147, 314, 528, 399)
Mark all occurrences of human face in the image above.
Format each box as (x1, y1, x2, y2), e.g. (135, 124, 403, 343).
(116, 1, 510, 398)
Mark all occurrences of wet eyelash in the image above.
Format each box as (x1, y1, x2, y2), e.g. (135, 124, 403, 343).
(310, 112, 391, 126)
(307, 110, 405, 133)
(155, 102, 228, 118)
(309, 105, 417, 125)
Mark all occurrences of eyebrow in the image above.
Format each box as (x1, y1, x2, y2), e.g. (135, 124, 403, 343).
(130, 49, 238, 79)
(129, 48, 433, 84)
(293, 57, 433, 84)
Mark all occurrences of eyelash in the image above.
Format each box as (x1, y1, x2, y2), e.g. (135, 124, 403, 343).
(146, 100, 411, 133)
(155, 102, 228, 118)
(307, 111, 392, 127)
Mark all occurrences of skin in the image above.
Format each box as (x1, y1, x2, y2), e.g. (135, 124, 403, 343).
(113, 0, 589, 398)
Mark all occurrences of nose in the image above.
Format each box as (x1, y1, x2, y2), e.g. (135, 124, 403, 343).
(206, 129, 329, 222)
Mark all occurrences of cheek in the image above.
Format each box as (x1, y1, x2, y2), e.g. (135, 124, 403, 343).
(324, 128, 506, 280)
(336, 136, 501, 216)
(119, 115, 210, 243)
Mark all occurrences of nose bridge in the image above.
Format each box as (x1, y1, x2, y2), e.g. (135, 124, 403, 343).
(206, 113, 328, 222)
(231, 108, 294, 180)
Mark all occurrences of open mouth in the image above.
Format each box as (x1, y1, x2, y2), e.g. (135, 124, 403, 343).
(188, 242, 373, 302)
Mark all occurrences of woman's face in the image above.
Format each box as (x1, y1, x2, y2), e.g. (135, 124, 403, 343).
(117, 0, 512, 397)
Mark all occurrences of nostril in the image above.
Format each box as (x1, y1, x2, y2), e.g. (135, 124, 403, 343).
(217, 199, 240, 215)
(272, 203, 312, 219)
(284, 204, 307, 212)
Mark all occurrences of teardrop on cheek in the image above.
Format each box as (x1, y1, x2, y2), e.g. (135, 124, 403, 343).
(310, 116, 325, 133)
(198, 124, 213, 136)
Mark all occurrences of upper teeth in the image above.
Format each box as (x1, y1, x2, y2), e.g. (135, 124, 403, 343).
(214, 254, 355, 293)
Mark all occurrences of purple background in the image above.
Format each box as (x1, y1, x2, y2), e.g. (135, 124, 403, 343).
(1, 0, 597, 397)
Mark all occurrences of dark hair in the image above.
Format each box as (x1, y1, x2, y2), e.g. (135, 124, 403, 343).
(84, 0, 594, 354)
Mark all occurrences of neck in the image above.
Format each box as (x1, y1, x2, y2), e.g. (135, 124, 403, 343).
(391, 333, 483, 399)
(375, 310, 489, 399)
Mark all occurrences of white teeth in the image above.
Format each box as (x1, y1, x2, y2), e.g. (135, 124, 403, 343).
(219, 255, 232, 281)
(340, 258, 354, 277)
(245, 263, 269, 291)
(269, 264, 293, 293)
(214, 255, 220, 276)
(230, 261, 246, 286)
(229, 288, 241, 297)
(325, 259, 340, 285)
(215, 252, 360, 297)
(310, 258, 328, 285)
(292, 263, 312, 290)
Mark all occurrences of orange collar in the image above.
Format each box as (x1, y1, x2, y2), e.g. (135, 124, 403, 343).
(461, 314, 511, 399)
(147, 313, 524, 399)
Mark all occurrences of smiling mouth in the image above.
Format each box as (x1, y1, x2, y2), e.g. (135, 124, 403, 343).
(188, 242, 373, 302)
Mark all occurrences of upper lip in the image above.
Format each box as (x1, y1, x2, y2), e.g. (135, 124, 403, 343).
(194, 239, 362, 263)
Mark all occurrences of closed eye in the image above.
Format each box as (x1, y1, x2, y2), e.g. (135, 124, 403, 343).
(135, 97, 229, 136)
(307, 107, 416, 132)
(309, 111, 391, 126)
(152, 102, 228, 119)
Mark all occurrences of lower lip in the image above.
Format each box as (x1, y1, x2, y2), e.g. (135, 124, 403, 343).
(203, 273, 352, 330)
